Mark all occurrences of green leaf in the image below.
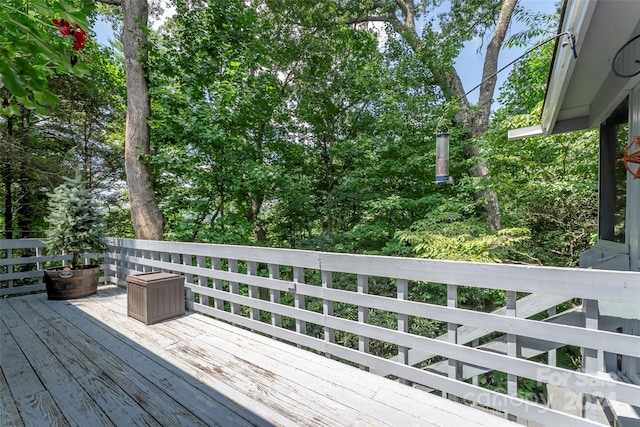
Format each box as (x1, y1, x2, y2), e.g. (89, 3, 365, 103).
(72, 62, 90, 77)
(0, 63, 29, 97)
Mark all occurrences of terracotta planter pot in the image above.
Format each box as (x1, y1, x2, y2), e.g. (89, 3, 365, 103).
(44, 265, 100, 300)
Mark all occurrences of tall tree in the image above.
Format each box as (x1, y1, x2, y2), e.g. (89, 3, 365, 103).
(343, 0, 518, 231)
(97, 0, 164, 239)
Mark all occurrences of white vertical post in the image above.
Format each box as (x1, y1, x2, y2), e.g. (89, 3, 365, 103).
(322, 270, 334, 358)
(447, 284, 460, 401)
(506, 290, 518, 422)
(183, 254, 194, 305)
(268, 264, 281, 329)
(628, 84, 640, 271)
(160, 252, 169, 273)
(397, 279, 409, 384)
(36, 246, 44, 286)
(142, 249, 151, 272)
(228, 259, 240, 315)
(548, 306, 557, 367)
(196, 255, 208, 306)
(357, 274, 369, 370)
(212, 257, 224, 311)
(293, 267, 307, 348)
(247, 261, 259, 322)
(472, 338, 479, 406)
(7, 249, 13, 291)
(582, 299, 600, 421)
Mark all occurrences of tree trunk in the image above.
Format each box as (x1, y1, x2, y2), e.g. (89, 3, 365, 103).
(356, 0, 516, 232)
(2, 116, 13, 239)
(121, 0, 164, 240)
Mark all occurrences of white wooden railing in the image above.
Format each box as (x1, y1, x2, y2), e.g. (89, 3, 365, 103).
(2, 237, 639, 426)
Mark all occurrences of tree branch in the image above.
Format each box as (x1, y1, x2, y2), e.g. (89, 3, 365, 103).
(95, 0, 122, 6)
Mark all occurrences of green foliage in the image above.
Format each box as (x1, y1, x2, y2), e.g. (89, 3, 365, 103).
(45, 172, 107, 269)
(0, 0, 93, 115)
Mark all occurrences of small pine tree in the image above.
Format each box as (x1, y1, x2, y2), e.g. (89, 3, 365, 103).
(45, 172, 107, 269)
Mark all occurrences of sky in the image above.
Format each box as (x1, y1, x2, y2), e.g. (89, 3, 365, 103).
(458, 0, 559, 104)
(92, 0, 559, 107)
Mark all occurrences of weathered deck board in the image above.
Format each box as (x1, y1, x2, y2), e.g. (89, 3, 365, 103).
(1, 300, 114, 426)
(1, 287, 517, 427)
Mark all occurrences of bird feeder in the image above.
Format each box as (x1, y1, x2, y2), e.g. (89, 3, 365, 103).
(435, 132, 450, 184)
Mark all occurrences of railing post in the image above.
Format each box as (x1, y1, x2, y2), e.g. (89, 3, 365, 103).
(397, 278, 410, 385)
(446, 284, 461, 401)
(141, 248, 151, 273)
(183, 254, 194, 305)
(548, 306, 557, 367)
(212, 257, 224, 311)
(7, 249, 14, 291)
(293, 267, 306, 348)
(35, 246, 43, 287)
(247, 261, 260, 323)
(506, 290, 518, 422)
(160, 252, 170, 273)
(118, 244, 126, 284)
(170, 252, 180, 274)
(268, 264, 281, 330)
(582, 299, 600, 421)
(472, 338, 479, 406)
(196, 255, 208, 307)
(357, 274, 369, 370)
(228, 259, 240, 315)
(322, 270, 334, 358)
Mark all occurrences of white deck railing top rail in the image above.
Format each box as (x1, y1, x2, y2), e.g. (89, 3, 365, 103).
(2, 237, 639, 426)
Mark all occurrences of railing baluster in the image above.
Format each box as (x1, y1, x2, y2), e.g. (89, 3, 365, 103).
(212, 257, 223, 311)
(322, 270, 334, 358)
(228, 259, 240, 315)
(472, 338, 479, 406)
(171, 253, 180, 273)
(293, 266, 306, 348)
(7, 249, 14, 291)
(548, 305, 557, 367)
(447, 284, 460, 401)
(196, 255, 208, 306)
(35, 246, 43, 286)
(268, 264, 281, 330)
(247, 261, 260, 323)
(582, 299, 600, 421)
(506, 290, 518, 422)
(183, 254, 194, 305)
(143, 249, 152, 273)
(160, 252, 169, 273)
(397, 278, 409, 385)
(357, 274, 369, 370)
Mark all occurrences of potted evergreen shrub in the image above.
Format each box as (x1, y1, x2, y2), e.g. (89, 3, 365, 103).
(43, 172, 107, 300)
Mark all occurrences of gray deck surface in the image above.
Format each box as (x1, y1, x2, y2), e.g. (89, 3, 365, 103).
(1, 286, 516, 426)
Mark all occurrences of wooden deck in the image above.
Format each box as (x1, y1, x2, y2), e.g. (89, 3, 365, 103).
(0, 286, 516, 427)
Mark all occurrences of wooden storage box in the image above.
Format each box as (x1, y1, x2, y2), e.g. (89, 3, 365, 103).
(127, 272, 185, 325)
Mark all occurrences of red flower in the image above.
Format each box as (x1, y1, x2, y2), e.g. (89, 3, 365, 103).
(73, 26, 87, 51)
(53, 18, 71, 36)
(53, 19, 87, 52)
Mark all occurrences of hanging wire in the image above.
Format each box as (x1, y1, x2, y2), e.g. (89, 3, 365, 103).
(457, 31, 577, 104)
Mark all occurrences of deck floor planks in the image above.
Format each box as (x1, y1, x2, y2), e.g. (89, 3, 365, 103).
(1, 304, 71, 427)
(2, 287, 517, 427)
(72, 290, 370, 427)
(93, 288, 446, 426)
(33, 293, 273, 427)
(1, 300, 114, 426)
(0, 368, 24, 427)
(55, 293, 296, 427)
(91, 286, 513, 427)
(13, 296, 192, 427)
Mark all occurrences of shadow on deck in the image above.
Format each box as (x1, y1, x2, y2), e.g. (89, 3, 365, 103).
(0, 286, 514, 427)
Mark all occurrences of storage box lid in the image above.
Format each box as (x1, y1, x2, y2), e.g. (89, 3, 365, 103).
(126, 272, 183, 286)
